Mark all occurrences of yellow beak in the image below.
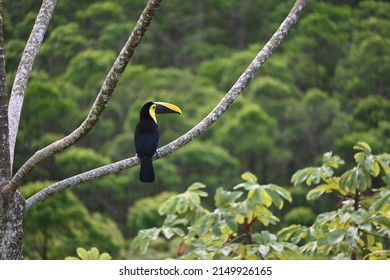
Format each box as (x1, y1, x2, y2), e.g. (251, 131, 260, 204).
(149, 102, 182, 124)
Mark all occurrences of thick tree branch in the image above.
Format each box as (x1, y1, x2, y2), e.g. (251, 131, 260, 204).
(25, 0, 309, 211)
(0, 0, 11, 185)
(6, 0, 164, 195)
(8, 0, 57, 170)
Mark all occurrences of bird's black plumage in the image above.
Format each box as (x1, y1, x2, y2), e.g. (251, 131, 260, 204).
(134, 101, 182, 182)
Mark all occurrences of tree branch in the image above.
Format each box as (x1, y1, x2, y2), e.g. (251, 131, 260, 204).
(25, 0, 309, 211)
(6, 0, 164, 195)
(0, 0, 11, 185)
(8, 0, 57, 170)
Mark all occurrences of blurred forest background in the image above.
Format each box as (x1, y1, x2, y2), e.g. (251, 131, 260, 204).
(3, 0, 389, 259)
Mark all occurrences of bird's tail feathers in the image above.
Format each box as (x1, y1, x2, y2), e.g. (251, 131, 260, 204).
(140, 157, 155, 183)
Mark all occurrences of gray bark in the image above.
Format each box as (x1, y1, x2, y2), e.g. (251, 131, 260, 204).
(8, 0, 57, 168)
(0, 0, 24, 260)
(0, 192, 25, 259)
(0, 0, 10, 183)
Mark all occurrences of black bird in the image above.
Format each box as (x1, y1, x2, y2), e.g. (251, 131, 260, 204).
(134, 101, 182, 182)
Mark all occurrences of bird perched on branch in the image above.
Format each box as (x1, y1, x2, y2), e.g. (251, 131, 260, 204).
(134, 101, 182, 182)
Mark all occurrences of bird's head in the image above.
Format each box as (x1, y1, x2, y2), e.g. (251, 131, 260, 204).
(140, 101, 182, 123)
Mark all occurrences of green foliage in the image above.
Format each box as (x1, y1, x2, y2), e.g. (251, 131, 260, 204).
(55, 147, 111, 178)
(286, 142, 390, 259)
(21, 181, 125, 259)
(65, 247, 112, 260)
(134, 142, 389, 260)
(39, 23, 87, 75)
(284, 207, 316, 226)
(133, 174, 294, 259)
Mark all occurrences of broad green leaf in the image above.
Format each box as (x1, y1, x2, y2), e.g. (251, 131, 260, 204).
(321, 165, 334, 178)
(187, 191, 202, 206)
(215, 187, 243, 208)
(354, 142, 372, 154)
(163, 214, 188, 227)
(291, 167, 314, 186)
(133, 228, 161, 254)
(342, 168, 357, 192)
(161, 226, 185, 239)
(322, 151, 333, 162)
(374, 216, 390, 228)
(158, 196, 178, 215)
(315, 211, 337, 226)
(290, 229, 306, 244)
(99, 252, 112, 260)
(172, 227, 185, 237)
(189, 215, 210, 237)
(142, 227, 160, 240)
(307, 168, 321, 185)
(306, 186, 326, 200)
(188, 182, 208, 197)
(76, 247, 88, 260)
(370, 161, 381, 177)
(224, 214, 238, 232)
(258, 245, 270, 256)
(260, 189, 272, 207)
(211, 213, 222, 236)
(257, 215, 270, 226)
(270, 184, 292, 203)
(369, 193, 390, 212)
(327, 229, 347, 245)
(271, 243, 284, 252)
(266, 189, 284, 209)
(248, 187, 260, 202)
(300, 241, 317, 254)
(247, 246, 260, 256)
(367, 234, 375, 247)
(257, 211, 280, 225)
(162, 227, 176, 239)
(241, 171, 258, 182)
(357, 168, 372, 191)
(306, 183, 338, 200)
(351, 209, 370, 225)
(89, 247, 99, 260)
(176, 195, 190, 214)
(219, 245, 233, 256)
(322, 151, 345, 168)
(376, 154, 390, 174)
(252, 231, 276, 244)
(277, 224, 303, 241)
(354, 151, 366, 166)
(188, 182, 207, 191)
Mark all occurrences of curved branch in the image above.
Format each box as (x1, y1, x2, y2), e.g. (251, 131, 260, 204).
(25, 0, 309, 211)
(6, 0, 164, 195)
(8, 0, 57, 170)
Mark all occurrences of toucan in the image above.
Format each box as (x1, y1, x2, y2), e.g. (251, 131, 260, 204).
(134, 101, 182, 182)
